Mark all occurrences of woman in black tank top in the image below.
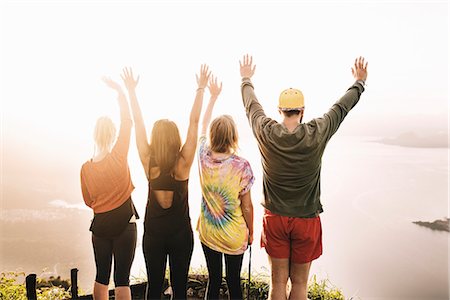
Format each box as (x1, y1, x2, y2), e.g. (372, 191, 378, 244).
(122, 66, 212, 299)
(143, 156, 193, 299)
(145, 160, 190, 235)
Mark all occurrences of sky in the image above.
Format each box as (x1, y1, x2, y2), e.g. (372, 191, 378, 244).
(0, 1, 448, 207)
(0, 1, 448, 297)
(1, 0, 448, 146)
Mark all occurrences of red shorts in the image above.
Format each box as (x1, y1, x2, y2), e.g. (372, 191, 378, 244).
(261, 209, 322, 264)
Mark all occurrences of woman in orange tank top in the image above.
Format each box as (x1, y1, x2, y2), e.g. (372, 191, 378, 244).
(80, 73, 138, 300)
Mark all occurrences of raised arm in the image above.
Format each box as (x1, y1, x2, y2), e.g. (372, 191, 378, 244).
(352, 56, 368, 84)
(313, 56, 368, 141)
(102, 76, 132, 157)
(240, 54, 274, 139)
(178, 64, 211, 178)
(121, 67, 151, 178)
(201, 75, 222, 135)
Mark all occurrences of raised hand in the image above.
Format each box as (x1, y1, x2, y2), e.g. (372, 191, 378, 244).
(102, 76, 123, 92)
(240, 54, 256, 78)
(196, 64, 211, 89)
(208, 75, 223, 98)
(121, 67, 140, 91)
(351, 56, 368, 82)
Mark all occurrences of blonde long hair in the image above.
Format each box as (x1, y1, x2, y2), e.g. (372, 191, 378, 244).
(209, 115, 238, 154)
(150, 119, 182, 171)
(93, 116, 116, 153)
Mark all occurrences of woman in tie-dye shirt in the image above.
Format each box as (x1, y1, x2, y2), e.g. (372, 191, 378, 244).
(197, 75, 254, 300)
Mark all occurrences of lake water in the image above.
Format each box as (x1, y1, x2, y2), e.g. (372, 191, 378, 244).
(1, 136, 448, 299)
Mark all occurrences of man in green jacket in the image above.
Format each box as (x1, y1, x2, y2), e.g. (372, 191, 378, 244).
(239, 55, 368, 300)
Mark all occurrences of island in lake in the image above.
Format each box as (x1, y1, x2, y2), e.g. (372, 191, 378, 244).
(413, 218, 449, 232)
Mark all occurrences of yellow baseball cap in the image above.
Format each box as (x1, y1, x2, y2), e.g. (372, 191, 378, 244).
(278, 88, 304, 111)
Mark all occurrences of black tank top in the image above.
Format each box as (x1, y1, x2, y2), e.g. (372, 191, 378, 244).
(144, 159, 191, 235)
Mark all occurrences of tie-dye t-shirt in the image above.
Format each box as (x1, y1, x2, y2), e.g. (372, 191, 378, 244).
(197, 135, 255, 255)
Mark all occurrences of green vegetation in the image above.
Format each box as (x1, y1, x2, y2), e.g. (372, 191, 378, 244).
(241, 271, 270, 300)
(0, 272, 71, 300)
(160, 268, 346, 299)
(1, 270, 349, 299)
(307, 275, 345, 300)
(242, 272, 346, 300)
(0, 272, 27, 300)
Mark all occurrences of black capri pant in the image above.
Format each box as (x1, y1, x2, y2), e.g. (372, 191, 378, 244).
(143, 225, 194, 299)
(92, 223, 137, 286)
(202, 243, 244, 300)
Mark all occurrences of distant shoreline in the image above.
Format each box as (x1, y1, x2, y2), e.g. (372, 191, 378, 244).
(413, 218, 449, 232)
(377, 140, 448, 149)
(375, 131, 448, 149)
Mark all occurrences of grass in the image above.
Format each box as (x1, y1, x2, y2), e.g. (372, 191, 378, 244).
(1, 269, 351, 299)
(128, 267, 348, 299)
(307, 275, 346, 300)
(0, 272, 71, 300)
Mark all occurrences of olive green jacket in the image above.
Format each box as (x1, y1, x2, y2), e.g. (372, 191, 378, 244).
(241, 78, 365, 217)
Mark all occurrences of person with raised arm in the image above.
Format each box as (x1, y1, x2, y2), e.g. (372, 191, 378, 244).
(196, 76, 255, 300)
(239, 55, 368, 300)
(122, 65, 210, 300)
(80, 73, 139, 300)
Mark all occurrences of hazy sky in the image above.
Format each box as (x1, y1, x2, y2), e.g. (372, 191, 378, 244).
(1, 3, 448, 297)
(1, 1, 448, 130)
(1, 0, 448, 192)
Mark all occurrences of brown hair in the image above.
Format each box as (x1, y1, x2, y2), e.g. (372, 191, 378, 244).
(209, 115, 238, 154)
(150, 119, 182, 171)
(281, 109, 301, 117)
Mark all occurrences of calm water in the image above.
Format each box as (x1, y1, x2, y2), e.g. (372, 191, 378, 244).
(1, 136, 448, 299)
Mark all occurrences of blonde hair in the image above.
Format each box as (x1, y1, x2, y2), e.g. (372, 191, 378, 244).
(209, 115, 238, 154)
(150, 119, 182, 171)
(93, 116, 116, 153)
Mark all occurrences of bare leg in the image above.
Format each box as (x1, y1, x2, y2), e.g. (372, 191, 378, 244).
(288, 261, 311, 300)
(115, 286, 132, 300)
(268, 257, 289, 300)
(93, 282, 109, 300)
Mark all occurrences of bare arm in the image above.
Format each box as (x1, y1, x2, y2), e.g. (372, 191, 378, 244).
(201, 75, 222, 135)
(121, 67, 151, 178)
(352, 56, 368, 83)
(240, 191, 254, 245)
(102, 77, 132, 157)
(178, 64, 211, 178)
(240, 54, 275, 140)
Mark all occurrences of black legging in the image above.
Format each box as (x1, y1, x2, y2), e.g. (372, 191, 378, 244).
(201, 243, 244, 300)
(92, 223, 137, 286)
(143, 225, 194, 299)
